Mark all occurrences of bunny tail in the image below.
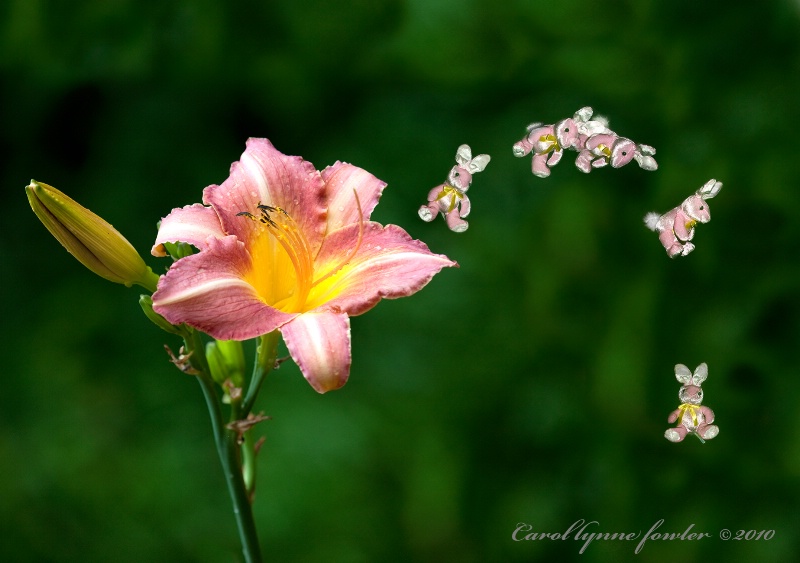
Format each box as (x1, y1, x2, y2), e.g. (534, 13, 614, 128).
(643, 212, 660, 231)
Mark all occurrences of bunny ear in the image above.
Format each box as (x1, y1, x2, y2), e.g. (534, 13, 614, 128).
(638, 144, 656, 156)
(698, 179, 722, 200)
(574, 106, 594, 122)
(578, 119, 611, 136)
(634, 153, 658, 171)
(468, 154, 491, 173)
(594, 115, 610, 128)
(675, 364, 693, 385)
(455, 144, 472, 165)
(526, 122, 544, 132)
(692, 363, 708, 385)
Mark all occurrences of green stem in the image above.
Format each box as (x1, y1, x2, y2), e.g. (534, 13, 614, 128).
(236, 331, 281, 505)
(242, 331, 280, 417)
(186, 330, 262, 563)
(135, 266, 161, 293)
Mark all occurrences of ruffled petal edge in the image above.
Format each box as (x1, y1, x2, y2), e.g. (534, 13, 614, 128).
(202, 138, 328, 256)
(321, 161, 386, 232)
(152, 203, 225, 257)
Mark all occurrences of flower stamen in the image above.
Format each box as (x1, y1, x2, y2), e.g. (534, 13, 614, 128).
(237, 191, 365, 311)
(238, 203, 314, 311)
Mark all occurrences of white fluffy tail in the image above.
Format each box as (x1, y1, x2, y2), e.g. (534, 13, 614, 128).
(643, 212, 660, 231)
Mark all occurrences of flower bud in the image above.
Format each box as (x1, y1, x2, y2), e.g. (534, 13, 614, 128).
(206, 339, 245, 388)
(162, 240, 195, 260)
(216, 339, 246, 384)
(26, 180, 159, 291)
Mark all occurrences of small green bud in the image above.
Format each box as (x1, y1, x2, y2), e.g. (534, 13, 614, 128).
(216, 340, 246, 384)
(206, 339, 245, 388)
(162, 240, 196, 260)
(26, 180, 159, 291)
(206, 341, 229, 387)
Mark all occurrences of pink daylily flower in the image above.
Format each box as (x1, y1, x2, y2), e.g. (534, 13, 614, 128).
(151, 138, 456, 393)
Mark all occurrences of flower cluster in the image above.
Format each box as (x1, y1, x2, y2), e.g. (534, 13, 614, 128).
(512, 106, 658, 178)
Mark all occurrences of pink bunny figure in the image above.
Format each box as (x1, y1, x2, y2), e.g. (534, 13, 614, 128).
(574, 134, 658, 173)
(514, 106, 658, 177)
(665, 363, 719, 443)
(418, 144, 490, 233)
(512, 117, 580, 178)
(643, 179, 723, 258)
(571, 106, 657, 173)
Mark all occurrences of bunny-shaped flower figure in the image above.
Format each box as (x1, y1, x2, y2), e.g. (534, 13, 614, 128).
(512, 117, 580, 178)
(665, 363, 719, 443)
(574, 135, 658, 173)
(514, 106, 657, 177)
(572, 107, 658, 172)
(418, 144, 490, 232)
(643, 179, 723, 257)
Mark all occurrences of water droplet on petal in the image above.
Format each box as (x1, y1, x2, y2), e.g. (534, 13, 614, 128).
(338, 206, 345, 212)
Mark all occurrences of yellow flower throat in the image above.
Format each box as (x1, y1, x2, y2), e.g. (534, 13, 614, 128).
(237, 195, 364, 313)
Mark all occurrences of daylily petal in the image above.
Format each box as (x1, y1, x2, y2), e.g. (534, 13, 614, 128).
(280, 310, 351, 393)
(152, 235, 297, 340)
(321, 162, 386, 231)
(152, 203, 225, 257)
(203, 138, 328, 254)
(306, 222, 457, 316)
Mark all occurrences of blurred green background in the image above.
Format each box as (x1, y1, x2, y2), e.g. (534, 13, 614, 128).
(2, 0, 799, 561)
